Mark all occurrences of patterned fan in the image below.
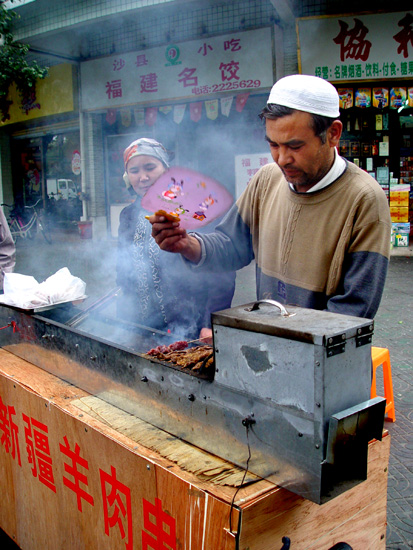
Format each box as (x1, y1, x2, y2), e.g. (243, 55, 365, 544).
(141, 167, 233, 229)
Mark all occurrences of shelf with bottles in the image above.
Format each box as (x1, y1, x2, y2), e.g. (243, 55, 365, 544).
(339, 139, 388, 158)
(339, 108, 392, 158)
(340, 109, 390, 137)
(400, 156, 413, 184)
(338, 141, 390, 173)
(338, 107, 409, 180)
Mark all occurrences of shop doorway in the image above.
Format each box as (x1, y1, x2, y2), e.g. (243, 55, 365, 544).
(11, 129, 82, 226)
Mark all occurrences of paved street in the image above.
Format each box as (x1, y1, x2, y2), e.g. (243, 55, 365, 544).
(373, 255, 413, 549)
(1, 224, 412, 549)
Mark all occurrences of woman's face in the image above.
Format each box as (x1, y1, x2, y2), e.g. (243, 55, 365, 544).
(126, 155, 166, 197)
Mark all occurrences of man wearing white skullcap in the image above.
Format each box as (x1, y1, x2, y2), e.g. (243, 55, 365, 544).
(150, 74, 391, 320)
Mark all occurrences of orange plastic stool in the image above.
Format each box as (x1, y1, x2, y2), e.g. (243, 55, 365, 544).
(371, 347, 396, 422)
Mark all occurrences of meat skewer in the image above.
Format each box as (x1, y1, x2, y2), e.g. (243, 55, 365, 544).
(145, 339, 214, 372)
(186, 335, 212, 344)
(146, 340, 188, 356)
(145, 336, 211, 356)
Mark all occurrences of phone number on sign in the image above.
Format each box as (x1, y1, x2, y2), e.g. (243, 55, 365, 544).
(191, 80, 261, 95)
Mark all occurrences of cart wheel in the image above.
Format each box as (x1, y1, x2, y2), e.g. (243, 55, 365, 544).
(328, 544, 353, 550)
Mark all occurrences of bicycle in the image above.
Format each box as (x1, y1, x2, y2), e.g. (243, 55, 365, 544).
(2, 198, 53, 244)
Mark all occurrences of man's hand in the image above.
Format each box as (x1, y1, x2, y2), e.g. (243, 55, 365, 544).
(199, 327, 213, 345)
(148, 213, 202, 263)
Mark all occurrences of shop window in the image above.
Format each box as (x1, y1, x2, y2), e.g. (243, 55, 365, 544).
(11, 130, 82, 223)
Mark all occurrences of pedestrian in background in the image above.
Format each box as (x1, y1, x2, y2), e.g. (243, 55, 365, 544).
(0, 207, 15, 291)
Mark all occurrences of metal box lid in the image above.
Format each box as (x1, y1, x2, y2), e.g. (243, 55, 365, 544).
(212, 300, 374, 347)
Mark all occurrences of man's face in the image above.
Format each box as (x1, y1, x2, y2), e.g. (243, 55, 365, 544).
(126, 155, 166, 197)
(265, 111, 342, 192)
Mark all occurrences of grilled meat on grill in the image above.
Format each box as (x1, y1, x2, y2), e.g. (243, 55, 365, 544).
(146, 340, 188, 355)
(144, 343, 214, 372)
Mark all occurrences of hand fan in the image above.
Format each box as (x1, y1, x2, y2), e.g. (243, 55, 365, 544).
(141, 167, 233, 229)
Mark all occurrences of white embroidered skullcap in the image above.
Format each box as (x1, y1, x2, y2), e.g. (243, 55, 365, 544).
(267, 74, 340, 118)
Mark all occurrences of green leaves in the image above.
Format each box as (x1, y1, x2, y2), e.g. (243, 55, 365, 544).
(0, 2, 48, 121)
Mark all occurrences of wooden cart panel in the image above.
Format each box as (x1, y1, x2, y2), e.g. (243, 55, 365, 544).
(0, 349, 389, 550)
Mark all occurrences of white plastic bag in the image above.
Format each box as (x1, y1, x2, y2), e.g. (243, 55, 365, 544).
(3, 273, 39, 295)
(0, 268, 86, 309)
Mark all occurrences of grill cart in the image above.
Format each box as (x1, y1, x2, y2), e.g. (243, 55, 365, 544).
(0, 297, 389, 549)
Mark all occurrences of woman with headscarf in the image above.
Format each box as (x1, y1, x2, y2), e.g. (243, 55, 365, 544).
(116, 138, 235, 343)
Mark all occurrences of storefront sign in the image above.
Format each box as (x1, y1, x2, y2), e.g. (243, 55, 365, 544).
(0, 64, 75, 127)
(3, 0, 36, 8)
(297, 11, 413, 82)
(234, 152, 271, 198)
(72, 151, 81, 175)
(80, 28, 274, 110)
